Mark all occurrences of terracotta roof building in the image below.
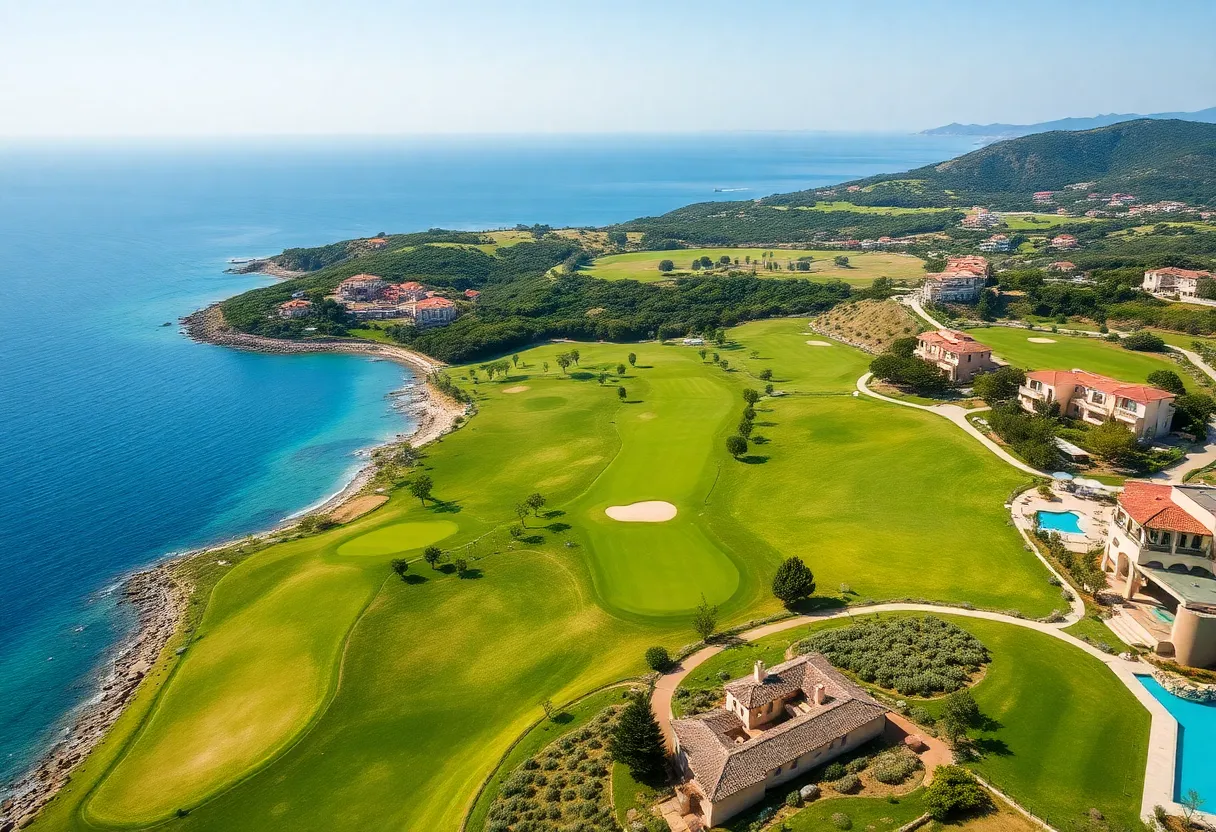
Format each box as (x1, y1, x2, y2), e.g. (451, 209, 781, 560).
(671, 654, 887, 827)
(1143, 267, 1214, 299)
(1050, 234, 1079, 250)
(1018, 369, 1175, 440)
(277, 298, 313, 319)
(410, 296, 458, 327)
(913, 329, 996, 384)
(336, 274, 388, 302)
(1105, 481, 1216, 668)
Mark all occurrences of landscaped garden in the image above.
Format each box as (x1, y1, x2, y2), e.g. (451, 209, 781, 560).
(33, 323, 1126, 832)
(674, 613, 1150, 831)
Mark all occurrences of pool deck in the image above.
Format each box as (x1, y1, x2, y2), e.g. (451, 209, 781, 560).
(1012, 490, 1111, 553)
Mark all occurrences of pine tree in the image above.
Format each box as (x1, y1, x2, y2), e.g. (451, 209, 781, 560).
(772, 556, 816, 606)
(609, 693, 666, 778)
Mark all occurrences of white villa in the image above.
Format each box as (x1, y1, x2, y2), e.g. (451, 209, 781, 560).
(1104, 481, 1216, 668)
(671, 655, 887, 828)
(913, 329, 997, 384)
(1018, 369, 1175, 440)
(1142, 267, 1214, 299)
(919, 255, 989, 304)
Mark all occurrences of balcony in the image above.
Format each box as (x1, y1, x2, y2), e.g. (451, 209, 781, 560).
(1019, 385, 1047, 401)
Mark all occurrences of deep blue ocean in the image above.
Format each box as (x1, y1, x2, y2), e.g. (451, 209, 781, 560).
(0, 131, 975, 787)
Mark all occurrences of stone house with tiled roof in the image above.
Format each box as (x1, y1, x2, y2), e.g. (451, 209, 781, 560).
(1018, 369, 1175, 440)
(671, 654, 887, 827)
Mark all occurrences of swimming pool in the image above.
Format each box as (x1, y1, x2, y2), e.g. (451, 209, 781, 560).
(1139, 675, 1216, 801)
(1152, 607, 1177, 625)
(1037, 510, 1085, 535)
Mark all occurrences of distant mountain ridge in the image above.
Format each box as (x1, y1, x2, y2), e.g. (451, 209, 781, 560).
(923, 106, 1216, 138)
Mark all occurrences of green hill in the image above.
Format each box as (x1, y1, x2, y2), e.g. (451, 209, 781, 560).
(842, 118, 1216, 207)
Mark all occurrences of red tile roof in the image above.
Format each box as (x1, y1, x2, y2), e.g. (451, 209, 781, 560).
(341, 273, 384, 284)
(1147, 267, 1213, 280)
(279, 299, 312, 309)
(415, 297, 455, 309)
(1119, 481, 1209, 534)
(917, 329, 991, 354)
(1024, 369, 1175, 404)
(944, 255, 989, 275)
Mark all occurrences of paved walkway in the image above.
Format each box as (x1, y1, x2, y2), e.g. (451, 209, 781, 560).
(650, 602, 1177, 824)
(900, 295, 947, 329)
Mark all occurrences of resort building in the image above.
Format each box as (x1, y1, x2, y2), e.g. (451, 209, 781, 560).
(463, 288, 481, 301)
(1017, 369, 1175, 440)
(1050, 234, 1079, 249)
(671, 655, 888, 828)
(918, 255, 990, 304)
(977, 234, 1011, 253)
(337, 274, 389, 302)
(410, 296, 458, 327)
(367, 237, 389, 249)
(913, 329, 997, 384)
(1143, 267, 1214, 299)
(1103, 481, 1216, 667)
(277, 298, 312, 318)
(961, 208, 1002, 229)
(1033, 191, 1055, 204)
(1048, 261, 1078, 273)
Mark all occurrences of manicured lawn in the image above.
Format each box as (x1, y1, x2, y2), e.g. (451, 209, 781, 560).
(1062, 614, 1131, 654)
(782, 791, 926, 831)
(45, 325, 1067, 832)
(675, 614, 1150, 831)
(968, 326, 1205, 388)
(999, 213, 1098, 230)
(584, 248, 926, 286)
(793, 201, 947, 215)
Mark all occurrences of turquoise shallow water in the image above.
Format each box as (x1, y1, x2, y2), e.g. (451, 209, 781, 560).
(1139, 675, 1216, 802)
(0, 132, 974, 788)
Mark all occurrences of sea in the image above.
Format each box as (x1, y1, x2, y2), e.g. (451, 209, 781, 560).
(0, 131, 976, 788)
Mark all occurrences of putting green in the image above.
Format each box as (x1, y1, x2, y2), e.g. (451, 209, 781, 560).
(336, 520, 458, 556)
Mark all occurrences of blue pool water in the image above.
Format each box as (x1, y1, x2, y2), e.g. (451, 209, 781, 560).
(1139, 675, 1216, 801)
(1153, 608, 1178, 625)
(0, 131, 975, 789)
(1037, 510, 1085, 535)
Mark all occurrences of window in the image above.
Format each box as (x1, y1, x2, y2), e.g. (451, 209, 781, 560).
(1089, 390, 1105, 404)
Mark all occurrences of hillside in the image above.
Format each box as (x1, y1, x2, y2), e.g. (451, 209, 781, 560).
(848, 119, 1216, 208)
(809, 298, 924, 354)
(922, 106, 1216, 138)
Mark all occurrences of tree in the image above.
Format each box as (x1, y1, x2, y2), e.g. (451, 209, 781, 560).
(1087, 420, 1141, 466)
(509, 524, 524, 539)
(628, 352, 637, 367)
(738, 418, 753, 438)
(692, 593, 718, 640)
(765, 383, 774, 395)
(924, 766, 991, 821)
(525, 492, 547, 516)
(618, 386, 627, 401)
(742, 406, 756, 420)
(1146, 370, 1186, 395)
(1175, 393, 1216, 434)
(698, 348, 708, 361)
(391, 558, 409, 579)
(542, 360, 549, 374)
(423, 545, 443, 569)
(556, 353, 571, 373)
(514, 503, 530, 524)
(758, 368, 773, 381)
(718, 255, 731, 266)
(1181, 789, 1206, 826)
(608, 693, 666, 778)
(541, 698, 555, 721)
(834, 255, 850, 267)
(511, 353, 520, 368)
(742, 388, 761, 405)
(975, 289, 996, 321)
(690, 260, 702, 271)
(1121, 331, 1166, 352)
(607, 230, 627, 247)
(598, 372, 609, 385)
(972, 366, 1026, 406)
(771, 556, 816, 606)
(888, 337, 918, 358)
(410, 473, 434, 505)
(726, 435, 748, 458)
(617, 363, 627, 375)
(570, 349, 580, 365)
(454, 557, 469, 576)
(719, 359, 729, 371)
(939, 689, 980, 745)
(658, 259, 674, 272)
(644, 646, 672, 672)
(699, 255, 713, 268)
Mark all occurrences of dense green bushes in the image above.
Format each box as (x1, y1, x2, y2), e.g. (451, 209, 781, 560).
(986, 404, 1060, 470)
(797, 616, 989, 696)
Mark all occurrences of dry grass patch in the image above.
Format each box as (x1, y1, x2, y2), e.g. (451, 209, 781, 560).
(811, 299, 924, 354)
(331, 494, 389, 524)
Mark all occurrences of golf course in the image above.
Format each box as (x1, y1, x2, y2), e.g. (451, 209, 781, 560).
(583, 248, 926, 285)
(33, 319, 1141, 832)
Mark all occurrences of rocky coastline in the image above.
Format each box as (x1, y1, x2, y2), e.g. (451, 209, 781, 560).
(223, 258, 305, 279)
(3, 305, 466, 829)
(1, 567, 186, 829)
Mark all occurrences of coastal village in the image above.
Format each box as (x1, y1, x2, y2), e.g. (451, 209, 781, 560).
(276, 273, 471, 326)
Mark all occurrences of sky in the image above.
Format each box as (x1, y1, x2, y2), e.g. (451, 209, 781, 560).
(2, 0, 1215, 138)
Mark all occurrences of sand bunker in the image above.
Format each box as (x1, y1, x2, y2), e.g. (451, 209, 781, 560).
(502, 385, 530, 394)
(805, 340, 833, 347)
(1027, 337, 1057, 344)
(331, 494, 388, 524)
(605, 501, 678, 522)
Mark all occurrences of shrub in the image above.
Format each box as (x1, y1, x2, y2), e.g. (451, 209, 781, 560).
(871, 749, 920, 784)
(1121, 331, 1166, 352)
(830, 811, 852, 829)
(644, 646, 672, 672)
(908, 706, 935, 725)
(785, 791, 803, 809)
(846, 757, 869, 775)
(822, 762, 847, 781)
(833, 773, 861, 793)
(924, 765, 992, 820)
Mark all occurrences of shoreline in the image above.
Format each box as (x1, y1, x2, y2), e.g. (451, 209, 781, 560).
(2, 304, 465, 828)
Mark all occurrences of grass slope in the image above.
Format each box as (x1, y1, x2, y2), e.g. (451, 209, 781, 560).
(585, 248, 925, 286)
(970, 326, 1205, 388)
(40, 326, 1062, 831)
